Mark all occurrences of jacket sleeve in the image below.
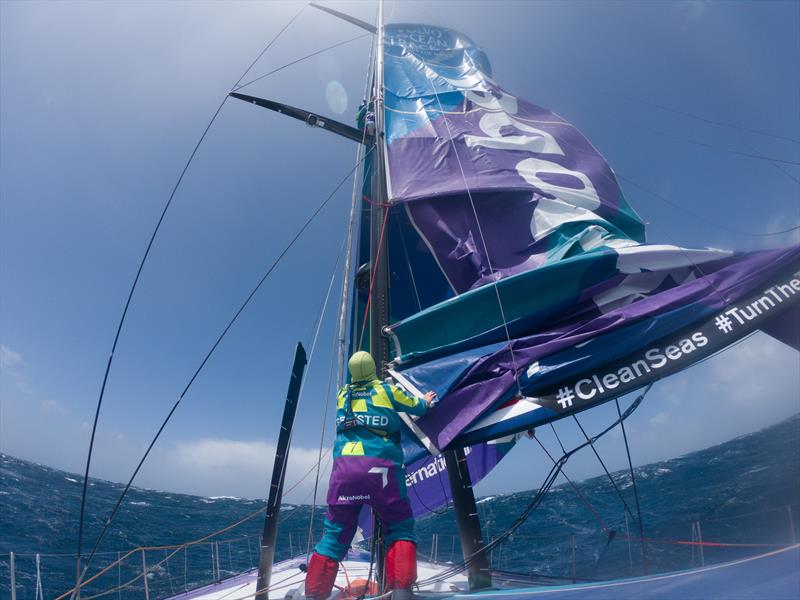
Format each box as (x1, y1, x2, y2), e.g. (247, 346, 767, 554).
(387, 384, 428, 417)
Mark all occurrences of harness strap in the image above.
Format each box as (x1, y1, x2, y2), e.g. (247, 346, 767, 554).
(338, 384, 402, 443)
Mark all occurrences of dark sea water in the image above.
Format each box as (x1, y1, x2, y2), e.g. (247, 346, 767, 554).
(2, 415, 799, 599)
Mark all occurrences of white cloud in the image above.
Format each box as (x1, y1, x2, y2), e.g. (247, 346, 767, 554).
(681, 0, 713, 22)
(1, 345, 35, 396)
(162, 438, 328, 501)
(708, 332, 800, 407)
(649, 412, 671, 426)
(40, 398, 66, 416)
(0, 345, 25, 370)
(761, 213, 800, 249)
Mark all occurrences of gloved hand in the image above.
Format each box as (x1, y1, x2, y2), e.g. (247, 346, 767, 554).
(424, 390, 438, 407)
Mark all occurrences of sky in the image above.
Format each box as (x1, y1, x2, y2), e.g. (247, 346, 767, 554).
(1, 0, 799, 508)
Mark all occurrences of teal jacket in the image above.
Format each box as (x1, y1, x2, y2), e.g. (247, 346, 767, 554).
(333, 379, 427, 464)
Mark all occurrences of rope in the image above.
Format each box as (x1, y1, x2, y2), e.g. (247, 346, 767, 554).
(72, 3, 308, 588)
(616, 397, 647, 573)
(80, 149, 371, 577)
(74, 71, 228, 600)
(361, 194, 391, 208)
(416, 385, 653, 587)
(306, 277, 343, 556)
(624, 536, 788, 549)
(572, 414, 638, 524)
(532, 434, 612, 533)
(55, 447, 332, 600)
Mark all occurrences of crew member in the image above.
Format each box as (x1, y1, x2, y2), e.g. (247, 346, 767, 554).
(356, 99, 376, 137)
(304, 351, 436, 599)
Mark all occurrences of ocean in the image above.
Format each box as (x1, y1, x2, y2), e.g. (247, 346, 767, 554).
(2, 414, 798, 599)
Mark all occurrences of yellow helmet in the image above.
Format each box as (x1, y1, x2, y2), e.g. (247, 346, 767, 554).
(348, 351, 377, 382)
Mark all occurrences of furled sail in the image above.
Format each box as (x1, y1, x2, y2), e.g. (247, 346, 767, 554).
(376, 23, 800, 461)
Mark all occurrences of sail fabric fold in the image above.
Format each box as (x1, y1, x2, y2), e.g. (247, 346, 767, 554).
(388, 244, 733, 364)
(379, 23, 800, 462)
(396, 246, 800, 457)
(383, 23, 644, 294)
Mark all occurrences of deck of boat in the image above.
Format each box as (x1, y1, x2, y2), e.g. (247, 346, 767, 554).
(169, 544, 799, 600)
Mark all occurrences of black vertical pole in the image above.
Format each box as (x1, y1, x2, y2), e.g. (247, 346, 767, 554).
(444, 448, 492, 590)
(371, 0, 390, 589)
(255, 343, 307, 600)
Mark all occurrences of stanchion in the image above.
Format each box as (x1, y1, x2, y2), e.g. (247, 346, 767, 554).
(10, 551, 17, 600)
(141, 550, 150, 600)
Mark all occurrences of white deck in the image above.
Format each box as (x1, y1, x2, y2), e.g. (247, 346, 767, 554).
(167, 545, 800, 600)
(171, 554, 470, 600)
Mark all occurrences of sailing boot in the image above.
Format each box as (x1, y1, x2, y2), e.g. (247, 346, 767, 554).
(304, 552, 339, 600)
(385, 540, 418, 599)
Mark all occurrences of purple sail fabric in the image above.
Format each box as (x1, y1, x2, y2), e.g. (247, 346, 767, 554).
(409, 246, 800, 450)
(761, 304, 800, 351)
(357, 437, 516, 538)
(379, 23, 800, 458)
(383, 23, 644, 293)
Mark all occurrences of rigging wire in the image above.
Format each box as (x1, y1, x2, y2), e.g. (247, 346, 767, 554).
(357, 208, 390, 351)
(305, 240, 345, 352)
(550, 422, 568, 455)
(518, 97, 800, 238)
(616, 94, 800, 146)
(262, 244, 343, 580)
(71, 4, 308, 592)
(616, 397, 648, 574)
(80, 149, 373, 578)
(56, 450, 331, 600)
(609, 93, 800, 187)
(306, 324, 340, 556)
(535, 118, 790, 336)
(416, 385, 653, 586)
(609, 116, 800, 165)
(421, 51, 525, 399)
(308, 8, 380, 559)
(394, 215, 423, 312)
(618, 174, 800, 237)
(537, 123, 746, 313)
(531, 434, 612, 533)
(738, 138, 800, 186)
(305, 236, 353, 556)
(572, 414, 639, 524)
(234, 33, 372, 92)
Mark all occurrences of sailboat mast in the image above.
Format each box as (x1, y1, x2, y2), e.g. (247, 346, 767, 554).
(368, 0, 391, 587)
(370, 0, 390, 372)
(368, 4, 491, 590)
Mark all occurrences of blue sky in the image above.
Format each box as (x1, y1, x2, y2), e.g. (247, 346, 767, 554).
(1, 1, 798, 503)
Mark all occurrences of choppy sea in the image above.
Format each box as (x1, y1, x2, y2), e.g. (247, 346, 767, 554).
(2, 415, 799, 599)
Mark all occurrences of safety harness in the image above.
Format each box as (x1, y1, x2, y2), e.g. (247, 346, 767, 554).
(336, 383, 401, 443)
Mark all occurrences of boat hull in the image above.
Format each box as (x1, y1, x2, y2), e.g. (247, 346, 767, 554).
(168, 544, 800, 600)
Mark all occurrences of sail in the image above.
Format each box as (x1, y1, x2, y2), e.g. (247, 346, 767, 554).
(378, 23, 800, 460)
(357, 435, 518, 537)
(383, 23, 644, 294)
